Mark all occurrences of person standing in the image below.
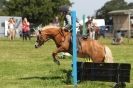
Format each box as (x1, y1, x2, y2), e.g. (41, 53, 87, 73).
(87, 16, 96, 40)
(8, 18, 16, 40)
(22, 17, 31, 40)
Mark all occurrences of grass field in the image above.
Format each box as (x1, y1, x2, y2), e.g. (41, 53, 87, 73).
(0, 37, 133, 88)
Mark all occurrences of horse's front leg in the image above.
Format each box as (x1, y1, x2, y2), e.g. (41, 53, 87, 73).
(52, 52, 60, 65)
(52, 47, 65, 65)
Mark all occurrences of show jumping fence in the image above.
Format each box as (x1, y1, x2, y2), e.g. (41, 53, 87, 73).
(71, 11, 131, 88)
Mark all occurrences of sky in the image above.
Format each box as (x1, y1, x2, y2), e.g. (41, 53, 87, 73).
(70, 0, 133, 20)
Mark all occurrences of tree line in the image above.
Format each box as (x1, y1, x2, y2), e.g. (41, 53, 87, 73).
(0, 0, 133, 25)
(0, 0, 71, 25)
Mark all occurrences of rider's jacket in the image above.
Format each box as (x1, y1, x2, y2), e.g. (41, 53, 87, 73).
(64, 14, 71, 27)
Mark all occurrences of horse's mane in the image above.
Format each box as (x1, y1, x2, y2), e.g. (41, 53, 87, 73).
(41, 25, 60, 30)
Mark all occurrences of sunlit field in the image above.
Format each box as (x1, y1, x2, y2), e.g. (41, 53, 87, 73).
(0, 37, 133, 88)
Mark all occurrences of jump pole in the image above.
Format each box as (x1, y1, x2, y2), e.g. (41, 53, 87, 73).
(71, 11, 77, 87)
(82, 14, 87, 36)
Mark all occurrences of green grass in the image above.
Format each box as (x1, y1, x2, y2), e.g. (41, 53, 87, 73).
(0, 37, 133, 88)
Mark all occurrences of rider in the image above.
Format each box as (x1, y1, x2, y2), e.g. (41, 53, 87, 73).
(61, 11, 72, 32)
(59, 9, 72, 58)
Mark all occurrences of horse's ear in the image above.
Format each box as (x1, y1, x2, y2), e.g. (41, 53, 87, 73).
(38, 30, 41, 34)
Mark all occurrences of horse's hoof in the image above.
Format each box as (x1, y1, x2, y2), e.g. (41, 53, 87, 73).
(54, 60, 60, 65)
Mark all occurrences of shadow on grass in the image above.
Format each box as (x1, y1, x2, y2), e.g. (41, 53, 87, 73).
(60, 69, 72, 84)
(18, 69, 73, 85)
(18, 76, 62, 80)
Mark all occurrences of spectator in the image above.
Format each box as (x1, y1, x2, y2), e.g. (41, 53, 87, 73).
(7, 18, 16, 40)
(87, 16, 97, 40)
(112, 30, 123, 44)
(22, 17, 31, 40)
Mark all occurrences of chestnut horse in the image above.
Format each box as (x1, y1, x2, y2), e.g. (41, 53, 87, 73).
(35, 25, 113, 65)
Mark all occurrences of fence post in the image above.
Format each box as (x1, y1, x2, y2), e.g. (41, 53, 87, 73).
(82, 14, 87, 36)
(71, 11, 77, 88)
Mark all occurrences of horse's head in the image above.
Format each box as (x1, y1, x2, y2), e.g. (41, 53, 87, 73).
(35, 25, 66, 48)
(35, 30, 49, 48)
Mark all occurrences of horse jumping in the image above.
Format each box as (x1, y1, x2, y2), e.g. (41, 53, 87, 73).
(35, 25, 113, 65)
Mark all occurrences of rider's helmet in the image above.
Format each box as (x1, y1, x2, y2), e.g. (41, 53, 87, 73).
(59, 5, 69, 12)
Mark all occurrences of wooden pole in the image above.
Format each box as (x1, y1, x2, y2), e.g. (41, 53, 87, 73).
(128, 12, 131, 43)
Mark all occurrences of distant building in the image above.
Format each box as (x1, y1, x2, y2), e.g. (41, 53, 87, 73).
(109, 9, 133, 37)
(0, 16, 22, 37)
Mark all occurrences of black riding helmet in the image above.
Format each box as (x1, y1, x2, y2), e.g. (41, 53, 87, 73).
(59, 5, 69, 13)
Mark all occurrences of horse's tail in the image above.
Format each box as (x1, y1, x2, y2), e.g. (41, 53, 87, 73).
(104, 46, 114, 63)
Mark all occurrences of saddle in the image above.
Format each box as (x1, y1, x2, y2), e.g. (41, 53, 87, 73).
(82, 35, 88, 40)
(69, 34, 85, 54)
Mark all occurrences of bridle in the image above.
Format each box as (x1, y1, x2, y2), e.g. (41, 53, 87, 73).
(37, 28, 68, 46)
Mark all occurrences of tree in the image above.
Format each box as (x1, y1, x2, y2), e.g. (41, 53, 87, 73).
(95, 0, 128, 24)
(0, 0, 7, 16)
(0, 0, 5, 8)
(2, 0, 71, 25)
(128, 2, 133, 9)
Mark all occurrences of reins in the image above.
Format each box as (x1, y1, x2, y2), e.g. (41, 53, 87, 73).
(54, 28, 67, 42)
